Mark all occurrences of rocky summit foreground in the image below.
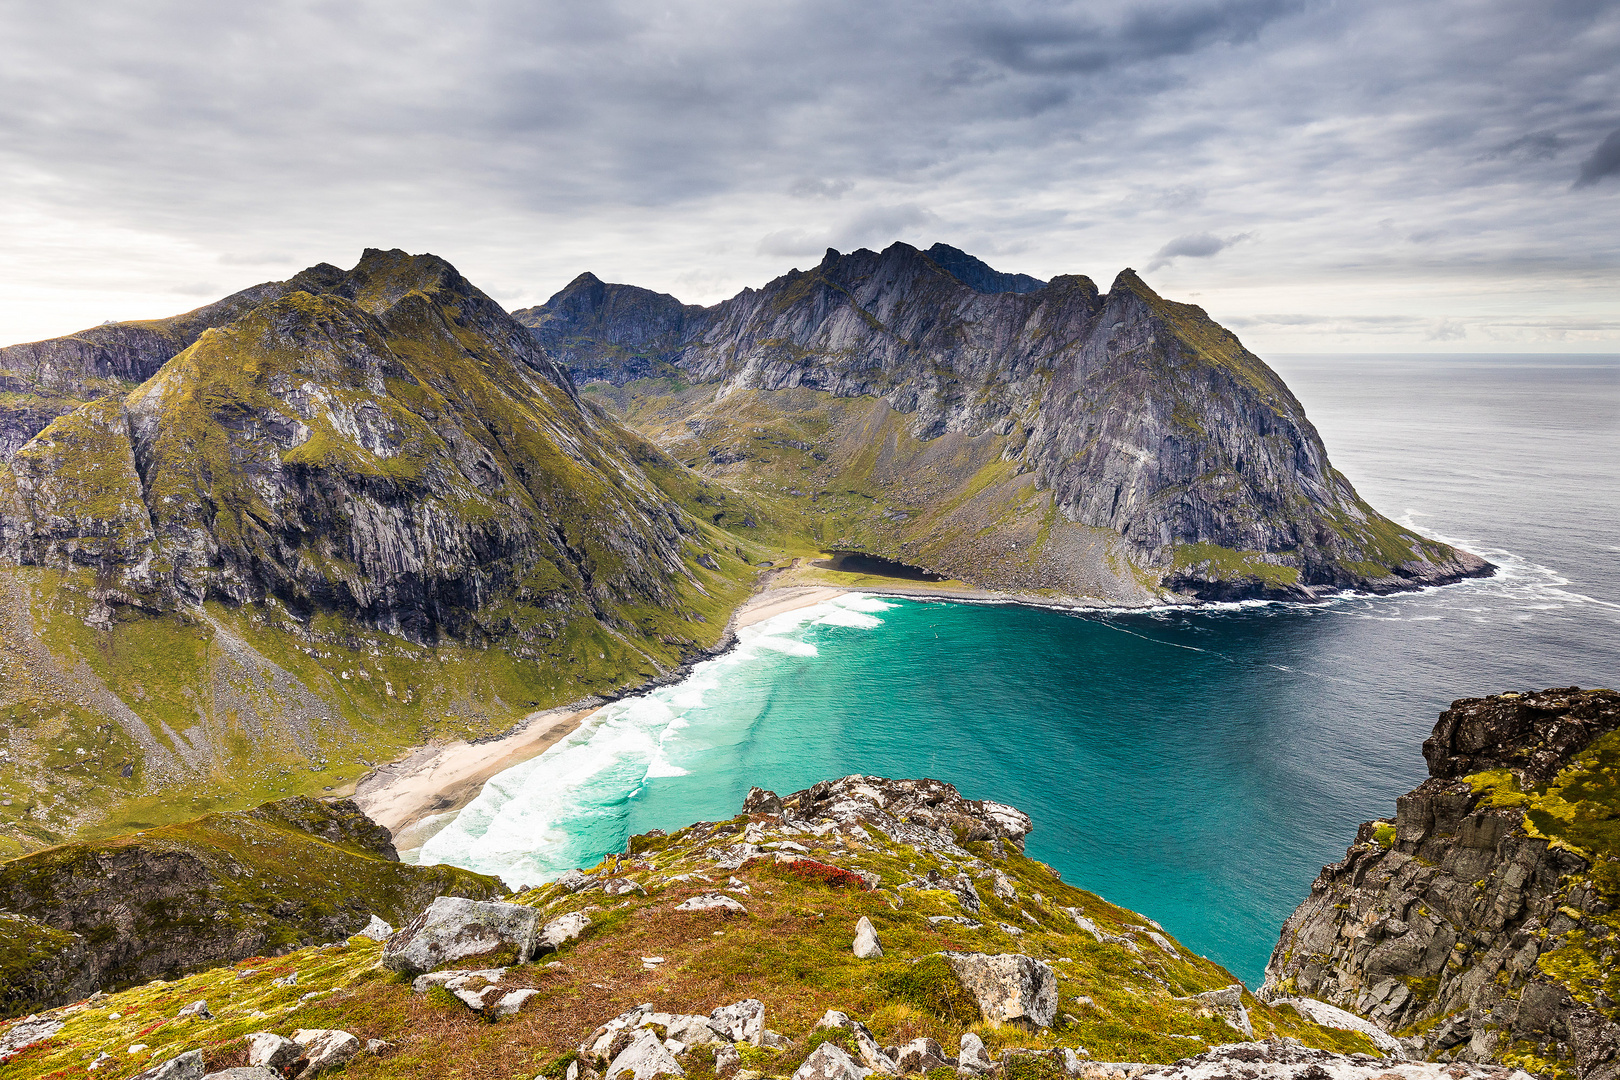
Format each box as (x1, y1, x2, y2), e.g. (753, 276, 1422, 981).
(1, 775, 1443, 1080)
(1264, 688, 1620, 1080)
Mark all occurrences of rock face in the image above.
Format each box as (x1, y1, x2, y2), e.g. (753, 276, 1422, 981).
(1263, 688, 1620, 1079)
(522, 241, 1489, 601)
(0, 796, 502, 1017)
(0, 248, 738, 646)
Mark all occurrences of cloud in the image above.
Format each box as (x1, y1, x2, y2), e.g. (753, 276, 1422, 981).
(1574, 127, 1620, 187)
(0, 1, 1616, 347)
(1146, 231, 1254, 271)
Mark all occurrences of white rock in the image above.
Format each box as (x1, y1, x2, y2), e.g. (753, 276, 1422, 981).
(177, 1000, 212, 1019)
(382, 896, 541, 974)
(893, 1038, 949, 1074)
(539, 911, 593, 952)
(412, 967, 508, 994)
(714, 1044, 742, 1077)
(354, 915, 395, 941)
(605, 1029, 685, 1080)
(291, 1029, 361, 1075)
(815, 1010, 895, 1074)
(493, 989, 540, 1018)
(941, 952, 1058, 1028)
(676, 892, 748, 914)
(245, 1032, 302, 1073)
(853, 916, 883, 959)
(709, 999, 766, 1045)
(793, 1043, 872, 1080)
(1270, 997, 1404, 1057)
(1062, 1048, 1089, 1076)
(957, 1033, 993, 1076)
(130, 1050, 203, 1080)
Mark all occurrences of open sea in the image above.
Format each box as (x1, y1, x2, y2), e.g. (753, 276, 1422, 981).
(415, 354, 1620, 987)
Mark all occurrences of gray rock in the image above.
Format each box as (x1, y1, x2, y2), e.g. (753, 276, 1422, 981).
(714, 1044, 742, 1077)
(893, 1038, 949, 1074)
(709, 999, 767, 1045)
(941, 952, 1058, 1028)
(177, 1000, 212, 1019)
(245, 1032, 303, 1073)
(538, 911, 592, 952)
(0, 1016, 63, 1062)
(1185, 985, 1253, 1040)
(853, 916, 883, 959)
(557, 869, 596, 893)
(203, 1070, 281, 1080)
(676, 893, 749, 915)
(1271, 997, 1403, 1057)
(411, 967, 508, 994)
(1061, 1049, 1088, 1076)
(743, 788, 784, 815)
(816, 1011, 897, 1074)
(494, 988, 540, 1018)
(957, 1033, 993, 1076)
(605, 1029, 685, 1080)
(793, 1043, 872, 1080)
(291, 1029, 361, 1075)
(382, 896, 540, 974)
(132, 1050, 205, 1080)
(354, 914, 395, 941)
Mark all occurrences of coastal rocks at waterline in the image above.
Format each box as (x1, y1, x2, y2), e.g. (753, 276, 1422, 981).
(1262, 688, 1620, 1079)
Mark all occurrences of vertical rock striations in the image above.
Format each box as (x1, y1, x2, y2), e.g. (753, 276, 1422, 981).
(520, 241, 1489, 602)
(1263, 688, 1620, 1079)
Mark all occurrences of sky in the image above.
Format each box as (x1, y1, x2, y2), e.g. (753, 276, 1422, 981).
(1, 0, 1617, 353)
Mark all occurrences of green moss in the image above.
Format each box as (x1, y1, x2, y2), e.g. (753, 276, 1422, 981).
(1169, 543, 1302, 588)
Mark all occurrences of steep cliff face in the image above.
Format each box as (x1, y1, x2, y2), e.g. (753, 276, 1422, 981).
(1263, 688, 1620, 1080)
(527, 242, 1488, 602)
(0, 249, 739, 643)
(0, 796, 502, 1016)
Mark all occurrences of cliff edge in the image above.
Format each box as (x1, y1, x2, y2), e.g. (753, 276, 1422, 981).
(1262, 687, 1620, 1080)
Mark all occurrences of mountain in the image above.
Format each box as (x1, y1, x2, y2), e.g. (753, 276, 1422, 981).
(519, 242, 1490, 603)
(1262, 688, 1620, 1079)
(0, 249, 760, 855)
(924, 243, 1046, 294)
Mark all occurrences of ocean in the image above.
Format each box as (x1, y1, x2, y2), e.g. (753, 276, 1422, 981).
(414, 354, 1620, 987)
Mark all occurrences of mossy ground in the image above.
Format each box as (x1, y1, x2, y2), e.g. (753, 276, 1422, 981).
(1, 805, 1377, 1080)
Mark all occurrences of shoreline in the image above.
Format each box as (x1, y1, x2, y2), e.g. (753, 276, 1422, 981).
(349, 560, 1490, 849)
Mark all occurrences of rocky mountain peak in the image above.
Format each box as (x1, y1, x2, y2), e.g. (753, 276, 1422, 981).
(925, 242, 1046, 294)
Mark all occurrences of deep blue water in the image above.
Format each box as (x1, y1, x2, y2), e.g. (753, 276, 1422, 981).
(419, 354, 1620, 987)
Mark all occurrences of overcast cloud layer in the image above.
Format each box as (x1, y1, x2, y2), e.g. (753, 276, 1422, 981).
(1, 0, 1617, 352)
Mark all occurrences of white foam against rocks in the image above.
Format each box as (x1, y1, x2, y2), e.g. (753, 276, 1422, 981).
(412, 593, 895, 887)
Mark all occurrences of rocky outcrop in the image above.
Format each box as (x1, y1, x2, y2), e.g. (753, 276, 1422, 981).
(1263, 688, 1620, 1079)
(0, 796, 502, 1016)
(940, 952, 1058, 1028)
(0, 248, 740, 646)
(380, 896, 542, 974)
(528, 241, 1489, 601)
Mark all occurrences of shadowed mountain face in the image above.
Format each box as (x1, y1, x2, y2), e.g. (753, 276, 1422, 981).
(0, 249, 740, 644)
(521, 241, 1490, 601)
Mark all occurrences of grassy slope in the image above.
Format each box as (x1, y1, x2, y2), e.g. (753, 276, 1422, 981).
(1, 809, 1377, 1080)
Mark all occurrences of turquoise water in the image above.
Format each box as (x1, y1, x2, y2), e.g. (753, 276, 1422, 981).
(418, 354, 1620, 987)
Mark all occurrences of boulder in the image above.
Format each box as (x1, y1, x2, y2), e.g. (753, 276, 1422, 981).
(493, 988, 539, 1018)
(957, 1034, 993, 1076)
(817, 1010, 897, 1074)
(177, 1000, 212, 1019)
(1185, 985, 1253, 1040)
(743, 787, 784, 815)
(676, 893, 749, 914)
(794, 1043, 872, 1080)
(941, 952, 1057, 1028)
(245, 1032, 303, 1073)
(893, 1038, 950, 1074)
(605, 1029, 685, 1080)
(354, 915, 395, 941)
(381, 896, 539, 974)
(291, 1029, 361, 1075)
(557, 869, 596, 892)
(709, 999, 766, 1045)
(132, 1050, 205, 1080)
(538, 911, 592, 952)
(853, 917, 883, 959)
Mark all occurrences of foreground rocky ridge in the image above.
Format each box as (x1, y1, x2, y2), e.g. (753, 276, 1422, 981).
(3, 776, 1401, 1080)
(522, 242, 1489, 602)
(1263, 688, 1620, 1080)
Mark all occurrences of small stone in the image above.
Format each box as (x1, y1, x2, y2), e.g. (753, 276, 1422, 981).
(177, 1000, 212, 1020)
(366, 1039, 390, 1055)
(130, 1050, 203, 1080)
(245, 1032, 302, 1073)
(538, 911, 592, 952)
(893, 1038, 949, 1074)
(853, 916, 883, 959)
(714, 1044, 741, 1077)
(493, 989, 540, 1018)
(291, 1029, 361, 1075)
(957, 1033, 992, 1076)
(354, 914, 395, 941)
(605, 1029, 685, 1080)
(676, 893, 748, 914)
